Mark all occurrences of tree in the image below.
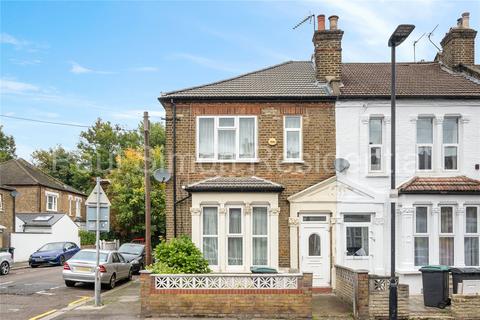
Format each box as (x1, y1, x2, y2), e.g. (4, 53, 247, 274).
(0, 125, 16, 162)
(107, 146, 166, 240)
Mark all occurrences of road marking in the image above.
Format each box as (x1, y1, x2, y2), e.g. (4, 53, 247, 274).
(0, 281, 12, 286)
(36, 290, 54, 296)
(68, 296, 90, 306)
(28, 309, 57, 320)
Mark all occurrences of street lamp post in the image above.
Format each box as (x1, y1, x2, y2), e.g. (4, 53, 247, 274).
(388, 24, 415, 320)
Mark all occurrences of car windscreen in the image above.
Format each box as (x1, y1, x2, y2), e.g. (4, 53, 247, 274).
(71, 251, 108, 262)
(118, 244, 144, 255)
(38, 243, 64, 251)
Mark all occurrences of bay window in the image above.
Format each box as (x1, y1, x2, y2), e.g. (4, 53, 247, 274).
(252, 207, 268, 266)
(414, 206, 429, 266)
(368, 118, 383, 171)
(227, 208, 243, 266)
(417, 117, 433, 170)
(465, 206, 479, 266)
(439, 206, 454, 266)
(202, 207, 218, 265)
(345, 214, 370, 257)
(197, 116, 257, 161)
(284, 116, 302, 161)
(443, 117, 459, 170)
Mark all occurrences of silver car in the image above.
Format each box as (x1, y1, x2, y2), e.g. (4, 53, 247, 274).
(62, 249, 132, 289)
(0, 251, 13, 275)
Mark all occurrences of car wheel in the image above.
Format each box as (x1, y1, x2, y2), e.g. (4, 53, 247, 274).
(128, 269, 133, 281)
(59, 255, 65, 266)
(30, 264, 38, 268)
(0, 261, 10, 275)
(65, 280, 76, 287)
(107, 273, 116, 290)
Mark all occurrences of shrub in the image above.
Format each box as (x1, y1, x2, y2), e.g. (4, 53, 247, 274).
(79, 230, 96, 245)
(147, 236, 210, 274)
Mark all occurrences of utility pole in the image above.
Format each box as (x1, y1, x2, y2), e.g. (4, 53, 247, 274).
(144, 111, 152, 266)
(94, 176, 101, 307)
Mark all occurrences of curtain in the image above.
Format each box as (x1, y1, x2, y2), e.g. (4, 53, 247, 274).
(308, 234, 321, 256)
(198, 118, 214, 159)
(202, 207, 218, 265)
(218, 129, 235, 160)
(229, 208, 242, 234)
(286, 131, 300, 159)
(414, 237, 429, 266)
(228, 238, 243, 265)
(239, 118, 255, 159)
(285, 116, 300, 128)
(370, 147, 381, 171)
(444, 146, 458, 170)
(203, 238, 218, 265)
(441, 207, 453, 233)
(415, 207, 428, 233)
(252, 207, 267, 235)
(439, 237, 454, 265)
(369, 119, 382, 144)
(443, 117, 458, 144)
(346, 227, 369, 256)
(466, 207, 478, 233)
(203, 207, 218, 235)
(465, 237, 479, 266)
(417, 118, 433, 143)
(418, 146, 432, 170)
(252, 207, 268, 266)
(253, 238, 268, 266)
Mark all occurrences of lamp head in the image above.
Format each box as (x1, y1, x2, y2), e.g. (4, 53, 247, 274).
(388, 24, 415, 47)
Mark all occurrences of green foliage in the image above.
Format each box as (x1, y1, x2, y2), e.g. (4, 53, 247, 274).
(0, 125, 16, 162)
(79, 230, 96, 245)
(148, 236, 211, 274)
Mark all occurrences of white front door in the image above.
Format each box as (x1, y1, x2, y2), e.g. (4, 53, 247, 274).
(300, 214, 331, 287)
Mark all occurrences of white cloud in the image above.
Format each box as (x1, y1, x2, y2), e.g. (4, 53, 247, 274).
(9, 58, 42, 66)
(171, 53, 243, 73)
(0, 78, 40, 94)
(130, 66, 159, 72)
(69, 61, 114, 74)
(0, 33, 28, 47)
(111, 109, 165, 121)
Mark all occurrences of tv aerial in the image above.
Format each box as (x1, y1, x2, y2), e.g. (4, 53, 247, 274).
(293, 13, 316, 32)
(413, 32, 425, 62)
(427, 24, 441, 52)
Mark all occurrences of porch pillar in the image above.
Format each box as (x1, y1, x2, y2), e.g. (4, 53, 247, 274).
(190, 207, 201, 248)
(218, 205, 227, 272)
(456, 206, 466, 267)
(269, 207, 280, 270)
(289, 217, 299, 271)
(431, 207, 440, 264)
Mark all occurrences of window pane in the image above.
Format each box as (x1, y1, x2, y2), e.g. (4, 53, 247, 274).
(439, 237, 454, 265)
(346, 227, 369, 256)
(444, 146, 457, 170)
(203, 238, 218, 265)
(443, 117, 458, 144)
(415, 207, 428, 234)
(465, 237, 479, 266)
(253, 207, 268, 235)
(344, 214, 371, 223)
(228, 238, 243, 265)
(219, 117, 234, 127)
(370, 147, 382, 171)
(466, 207, 478, 234)
(218, 130, 236, 160)
(415, 237, 429, 266)
(286, 131, 300, 159)
(253, 238, 268, 266)
(285, 116, 301, 128)
(418, 146, 432, 170)
(369, 119, 382, 144)
(303, 216, 327, 222)
(239, 118, 255, 159)
(229, 208, 242, 234)
(203, 207, 218, 235)
(308, 234, 321, 256)
(417, 118, 433, 144)
(198, 118, 214, 159)
(441, 207, 453, 233)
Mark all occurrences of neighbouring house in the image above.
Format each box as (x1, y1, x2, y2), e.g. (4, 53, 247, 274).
(159, 11, 480, 293)
(11, 213, 80, 262)
(0, 185, 16, 248)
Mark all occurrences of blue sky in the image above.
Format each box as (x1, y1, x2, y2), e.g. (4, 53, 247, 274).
(1, 0, 479, 159)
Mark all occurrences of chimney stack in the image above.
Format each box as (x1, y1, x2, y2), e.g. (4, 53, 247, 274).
(312, 14, 344, 88)
(439, 12, 477, 69)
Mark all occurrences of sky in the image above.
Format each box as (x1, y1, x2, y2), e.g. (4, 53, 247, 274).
(1, 0, 479, 160)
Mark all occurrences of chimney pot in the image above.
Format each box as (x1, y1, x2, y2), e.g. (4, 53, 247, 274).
(457, 18, 463, 28)
(462, 12, 470, 28)
(317, 14, 325, 31)
(328, 15, 339, 30)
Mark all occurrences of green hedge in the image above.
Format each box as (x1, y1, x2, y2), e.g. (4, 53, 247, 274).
(79, 230, 96, 245)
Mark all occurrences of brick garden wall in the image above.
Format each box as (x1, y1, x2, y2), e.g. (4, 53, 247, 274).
(140, 271, 313, 319)
(452, 295, 480, 320)
(369, 282, 409, 320)
(162, 101, 336, 268)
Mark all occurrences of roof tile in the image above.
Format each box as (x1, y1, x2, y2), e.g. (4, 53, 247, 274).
(398, 176, 480, 194)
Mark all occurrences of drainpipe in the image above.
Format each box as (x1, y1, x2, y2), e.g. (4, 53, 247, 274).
(171, 99, 177, 238)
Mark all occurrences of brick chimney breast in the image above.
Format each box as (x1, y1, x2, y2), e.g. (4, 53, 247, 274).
(312, 14, 344, 85)
(440, 12, 477, 69)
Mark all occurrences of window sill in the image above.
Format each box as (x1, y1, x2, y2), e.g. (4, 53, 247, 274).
(196, 159, 260, 164)
(281, 160, 305, 164)
(345, 256, 370, 260)
(366, 172, 388, 178)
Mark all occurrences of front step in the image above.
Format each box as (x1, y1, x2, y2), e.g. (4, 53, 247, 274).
(409, 313, 455, 320)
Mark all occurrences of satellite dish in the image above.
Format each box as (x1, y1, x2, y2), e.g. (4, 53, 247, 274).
(334, 158, 350, 172)
(153, 169, 171, 183)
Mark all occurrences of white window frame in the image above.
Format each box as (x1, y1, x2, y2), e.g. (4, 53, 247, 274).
(0, 193, 3, 212)
(46, 191, 59, 212)
(226, 206, 244, 268)
(201, 206, 219, 267)
(196, 116, 258, 162)
(283, 115, 303, 162)
(251, 205, 269, 267)
(416, 117, 434, 171)
(368, 117, 384, 173)
(465, 206, 479, 266)
(413, 206, 430, 266)
(75, 197, 82, 217)
(344, 214, 371, 260)
(442, 116, 460, 171)
(68, 195, 73, 216)
(439, 206, 455, 265)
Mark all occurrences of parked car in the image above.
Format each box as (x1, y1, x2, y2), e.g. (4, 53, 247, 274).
(29, 242, 80, 268)
(62, 249, 132, 289)
(0, 251, 13, 275)
(118, 243, 145, 274)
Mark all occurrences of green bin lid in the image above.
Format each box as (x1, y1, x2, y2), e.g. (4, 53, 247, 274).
(419, 265, 450, 272)
(250, 266, 277, 273)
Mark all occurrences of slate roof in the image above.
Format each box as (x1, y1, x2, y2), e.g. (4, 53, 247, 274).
(398, 176, 480, 194)
(16, 213, 65, 227)
(0, 159, 86, 196)
(184, 176, 284, 193)
(341, 62, 480, 98)
(160, 61, 331, 100)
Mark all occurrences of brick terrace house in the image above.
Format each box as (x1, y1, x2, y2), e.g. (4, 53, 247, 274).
(159, 13, 480, 290)
(0, 159, 87, 228)
(0, 185, 16, 248)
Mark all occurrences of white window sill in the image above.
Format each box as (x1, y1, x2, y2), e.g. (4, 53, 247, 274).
(345, 256, 370, 260)
(46, 209, 57, 212)
(366, 172, 388, 178)
(282, 160, 304, 164)
(196, 159, 260, 164)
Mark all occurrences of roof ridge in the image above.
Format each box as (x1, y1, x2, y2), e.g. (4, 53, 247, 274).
(160, 61, 299, 98)
(15, 158, 40, 184)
